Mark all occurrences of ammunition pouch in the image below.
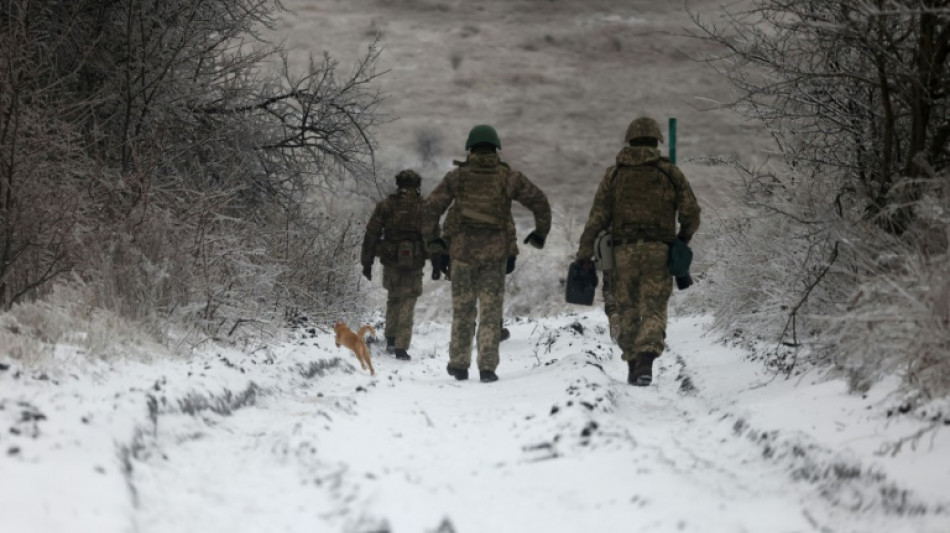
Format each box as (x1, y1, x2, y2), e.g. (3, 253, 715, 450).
(382, 239, 424, 269)
(396, 240, 417, 268)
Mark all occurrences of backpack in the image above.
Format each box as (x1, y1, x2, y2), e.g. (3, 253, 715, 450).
(610, 161, 678, 242)
(384, 191, 425, 268)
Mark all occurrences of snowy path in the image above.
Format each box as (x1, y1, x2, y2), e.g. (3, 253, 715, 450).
(123, 314, 947, 533)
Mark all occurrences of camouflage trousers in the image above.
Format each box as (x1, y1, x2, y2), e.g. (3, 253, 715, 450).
(611, 242, 673, 361)
(449, 259, 506, 372)
(383, 265, 423, 350)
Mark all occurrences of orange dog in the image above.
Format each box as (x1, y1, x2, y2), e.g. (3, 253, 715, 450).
(333, 322, 377, 376)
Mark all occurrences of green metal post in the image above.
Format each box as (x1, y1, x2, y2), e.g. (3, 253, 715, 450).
(668, 117, 677, 165)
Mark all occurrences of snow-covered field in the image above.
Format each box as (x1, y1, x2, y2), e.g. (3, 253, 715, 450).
(2, 311, 947, 532)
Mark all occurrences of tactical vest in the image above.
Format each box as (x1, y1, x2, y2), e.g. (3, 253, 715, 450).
(611, 162, 678, 242)
(455, 163, 509, 231)
(382, 191, 425, 268)
(385, 191, 423, 241)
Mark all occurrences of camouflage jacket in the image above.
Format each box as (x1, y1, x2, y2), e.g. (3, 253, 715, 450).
(423, 152, 551, 263)
(442, 202, 519, 257)
(361, 188, 440, 268)
(576, 146, 700, 260)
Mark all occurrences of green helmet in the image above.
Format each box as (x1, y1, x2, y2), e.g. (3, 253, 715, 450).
(625, 117, 664, 144)
(465, 125, 501, 151)
(395, 169, 421, 188)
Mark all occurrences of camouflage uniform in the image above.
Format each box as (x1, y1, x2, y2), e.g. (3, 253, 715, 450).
(441, 192, 519, 340)
(576, 142, 701, 366)
(424, 150, 550, 377)
(361, 179, 439, 355)
(442, 200, 519, 263)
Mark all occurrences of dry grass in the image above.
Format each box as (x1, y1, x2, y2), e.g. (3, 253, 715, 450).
(0, 282, 168, 368)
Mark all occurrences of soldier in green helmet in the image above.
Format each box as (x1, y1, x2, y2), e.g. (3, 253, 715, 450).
(573, 116, 701, 386)
(361, 169, 441, 360)
(423, 125, 551, 382)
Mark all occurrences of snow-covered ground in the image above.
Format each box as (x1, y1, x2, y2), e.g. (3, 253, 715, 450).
(2, 311, 947, 533)
(3, 2, 948, 532)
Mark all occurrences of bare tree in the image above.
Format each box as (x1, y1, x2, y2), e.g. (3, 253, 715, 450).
(691, 1, 950, 396)
(1, 0, 385, 339)
(0, 2, 92, 307)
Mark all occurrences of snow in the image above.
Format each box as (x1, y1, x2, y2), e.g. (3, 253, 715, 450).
(2, 312, 947, 533)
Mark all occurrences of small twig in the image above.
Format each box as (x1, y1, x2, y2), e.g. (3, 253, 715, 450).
(781, 241, 840, 375)
(876, 419, 943, 457)
(228, 318, 263, 337)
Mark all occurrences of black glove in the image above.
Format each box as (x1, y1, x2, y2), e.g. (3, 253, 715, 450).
(426, 237, 448, 255)
(566, 258, 599, 305)
(430, 255, 442, 280)
(677, 232, 692, 245)
(524, 231, 545, 249)
(675, 274, 694, 291)
(572, 258, 595, 276)
(506, 256, 516, 275)
(362, 263, 373, 281)
(440, 253, 451, 278)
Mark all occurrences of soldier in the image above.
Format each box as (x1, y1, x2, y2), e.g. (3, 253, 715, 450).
(423, 125, 551, 382)
(361, 169, 439, 361)
(573, 117, 700, 386)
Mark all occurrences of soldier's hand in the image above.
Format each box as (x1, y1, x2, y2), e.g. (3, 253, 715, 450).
(426, 238, 448, 255)
(524, 231, 545, 249)
(677, 232, 692, 245)
(440, 253, 451, 278)
(572, 258, 595, 274)
(505, 256, 516, 275)
(675, 274, 694, 291)
(362, 263, 373, 281)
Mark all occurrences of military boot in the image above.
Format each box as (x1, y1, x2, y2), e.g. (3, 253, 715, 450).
(385, 337, 396, 354)
(630, 352, 658, 387)
(394, 348, 411, 361)
(479, 370, 499, 383)
(499, 319, 510, 342)
(446, 364, 468, 381)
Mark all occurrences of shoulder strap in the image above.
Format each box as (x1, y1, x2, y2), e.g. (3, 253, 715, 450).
(652, 161, 678, 192)
(621, 160, 679, 193)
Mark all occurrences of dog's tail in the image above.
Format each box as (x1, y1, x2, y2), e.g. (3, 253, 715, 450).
(357, 324, 377, 341)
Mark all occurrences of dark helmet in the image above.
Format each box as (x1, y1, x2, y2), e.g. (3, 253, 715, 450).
(395, 169, 422, 188)
(624, 117, 664, 144)
(465, 124, 501, 151)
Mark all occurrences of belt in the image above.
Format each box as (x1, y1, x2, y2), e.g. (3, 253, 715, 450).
(610, 238, 668, 246)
